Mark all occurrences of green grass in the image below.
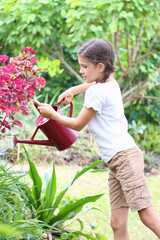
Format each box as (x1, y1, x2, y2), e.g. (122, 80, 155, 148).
(11, 163, 160, 240)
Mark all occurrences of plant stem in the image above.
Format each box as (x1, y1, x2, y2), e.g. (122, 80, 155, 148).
(0, 114, 7, 130)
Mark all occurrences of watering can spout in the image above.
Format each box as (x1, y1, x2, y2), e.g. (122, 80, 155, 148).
(13, 135, 54, 148)
(13, 100, 79, 151)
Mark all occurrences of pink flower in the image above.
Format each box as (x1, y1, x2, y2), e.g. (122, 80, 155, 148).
(15, 78, 25, 88)
(31, 57, 40, 63)
(21, 47, 35, 55)
(10, 105, 21, 113)
(35, 76, 46, 90)
(0, 80, 5, 87)
(0, 55, 9, 65)
(0, 46, 46, 133)
(26, 87, 36, 100)
(12, 120, 23, 127)
(1, 73, 11, 83)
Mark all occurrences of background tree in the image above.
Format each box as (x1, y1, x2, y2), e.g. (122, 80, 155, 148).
(0, 0, 159, 106)
(0, 0, 83, 95)
(64, 0, 160, 106)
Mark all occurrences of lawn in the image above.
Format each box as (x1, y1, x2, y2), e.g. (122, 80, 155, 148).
(12, 161, 160, 240)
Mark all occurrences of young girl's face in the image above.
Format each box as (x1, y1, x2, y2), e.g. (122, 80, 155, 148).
(78, 55, 104, 83)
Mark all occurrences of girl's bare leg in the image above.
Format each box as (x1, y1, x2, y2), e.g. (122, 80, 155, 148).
(110, 207, 130, 240)
(138, 206, 160, 238)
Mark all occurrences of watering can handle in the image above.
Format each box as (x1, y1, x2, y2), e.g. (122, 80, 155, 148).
(57, 100, 73, 117)
(33, 100, 73, 117)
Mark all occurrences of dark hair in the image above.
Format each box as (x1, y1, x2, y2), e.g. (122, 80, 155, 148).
(77, 38, 115, 82)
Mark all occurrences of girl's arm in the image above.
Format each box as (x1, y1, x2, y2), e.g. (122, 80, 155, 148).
(38, 104, 96, 131)
(58, 82, 96, 105)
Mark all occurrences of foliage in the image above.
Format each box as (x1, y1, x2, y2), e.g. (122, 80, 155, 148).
(129, 121, 160, 154)
(0, 0, 159, 131)
(0, 222, 20, 238)
(37, 57, 63, 78)
(0, 157, 107, 240)
(0, 161, 46, 239)
(126, 85, 160, 125)
(16, 147, 106, 239)
(23, 147, 103, 227)
(0, 162, 27, 222)
(1, 0, 159, 105)
(0, 46, 45, 133)
(65, 0, 160, 105)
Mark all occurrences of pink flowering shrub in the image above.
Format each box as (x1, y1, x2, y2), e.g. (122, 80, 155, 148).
(0, 46, 46, 133)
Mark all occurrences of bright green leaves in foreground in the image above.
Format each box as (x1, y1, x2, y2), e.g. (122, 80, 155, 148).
(22, 147, 105, 239)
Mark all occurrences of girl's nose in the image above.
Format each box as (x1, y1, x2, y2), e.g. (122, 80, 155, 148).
(79, 68, 83, 74)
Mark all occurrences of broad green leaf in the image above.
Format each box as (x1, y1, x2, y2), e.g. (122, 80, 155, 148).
(20, 184, 36, 209)
(0, 222, 20, 236)
(26, 13, 36, 23)
(41, 162, 57, 220)
(119, 10, 127, 18)
(47, 160, 104, 221)
(95, 233, 107, 240)
(43, 163, 57, 205)
(117, 2, 124, 11)
(24, 147, 42, 208)
(48, 193, 103, 226)
(28, 160, 42, 208)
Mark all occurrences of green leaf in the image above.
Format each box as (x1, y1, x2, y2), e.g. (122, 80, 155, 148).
(26, 14, 36, 23)
(24, 147, 42, 209)
(48, 160, 104, 220)
(119, 10, 127, 18)
(117, 2, 124, 11)
(76, 218, 84, 231)
(72, 231, 98, 240)
(20, 184, 36, 210)
(48, 193, 103, 226)
(140, 65, 147, 73)
(95, 233, 107, 240)
(29, 161, 42, 208)
(0, 21, 4, 26)
(0, 222, 20, 236)
(41, 162, 57, 220)
(90, 223, 98, 230)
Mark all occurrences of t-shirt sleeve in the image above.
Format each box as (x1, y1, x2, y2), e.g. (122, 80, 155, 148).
(84, 85, 103, 113)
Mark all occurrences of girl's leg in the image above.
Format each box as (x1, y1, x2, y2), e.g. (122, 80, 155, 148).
(138, 206, 160, 238)
(110, 207, 130, 240)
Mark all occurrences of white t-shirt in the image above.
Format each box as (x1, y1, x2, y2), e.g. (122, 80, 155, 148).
(84, 80, 136, 163)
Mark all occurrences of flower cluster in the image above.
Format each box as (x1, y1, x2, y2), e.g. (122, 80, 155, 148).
(0, 46, 46, 133)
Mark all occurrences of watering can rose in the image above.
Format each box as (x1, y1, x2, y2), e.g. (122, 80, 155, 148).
(0, 46, 46, 133)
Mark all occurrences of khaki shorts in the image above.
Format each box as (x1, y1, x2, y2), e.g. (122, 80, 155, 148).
(108, 146, 153, 212)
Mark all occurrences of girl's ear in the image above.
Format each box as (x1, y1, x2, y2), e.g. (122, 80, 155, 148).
(98, 63, 105, 72)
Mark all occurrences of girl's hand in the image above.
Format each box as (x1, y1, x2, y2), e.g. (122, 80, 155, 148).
(58, 82, 96, 105)
(58, 89, 73, 105)
(37, 104, 57, 119)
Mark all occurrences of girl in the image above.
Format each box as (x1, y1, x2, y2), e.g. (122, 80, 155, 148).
(38, 39, 160, 240)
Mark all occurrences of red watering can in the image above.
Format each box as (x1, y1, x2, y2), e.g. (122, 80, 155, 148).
(13, 100, 79, 151)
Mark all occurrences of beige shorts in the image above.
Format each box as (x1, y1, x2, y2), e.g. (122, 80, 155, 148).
(108, 146, 153, 212)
